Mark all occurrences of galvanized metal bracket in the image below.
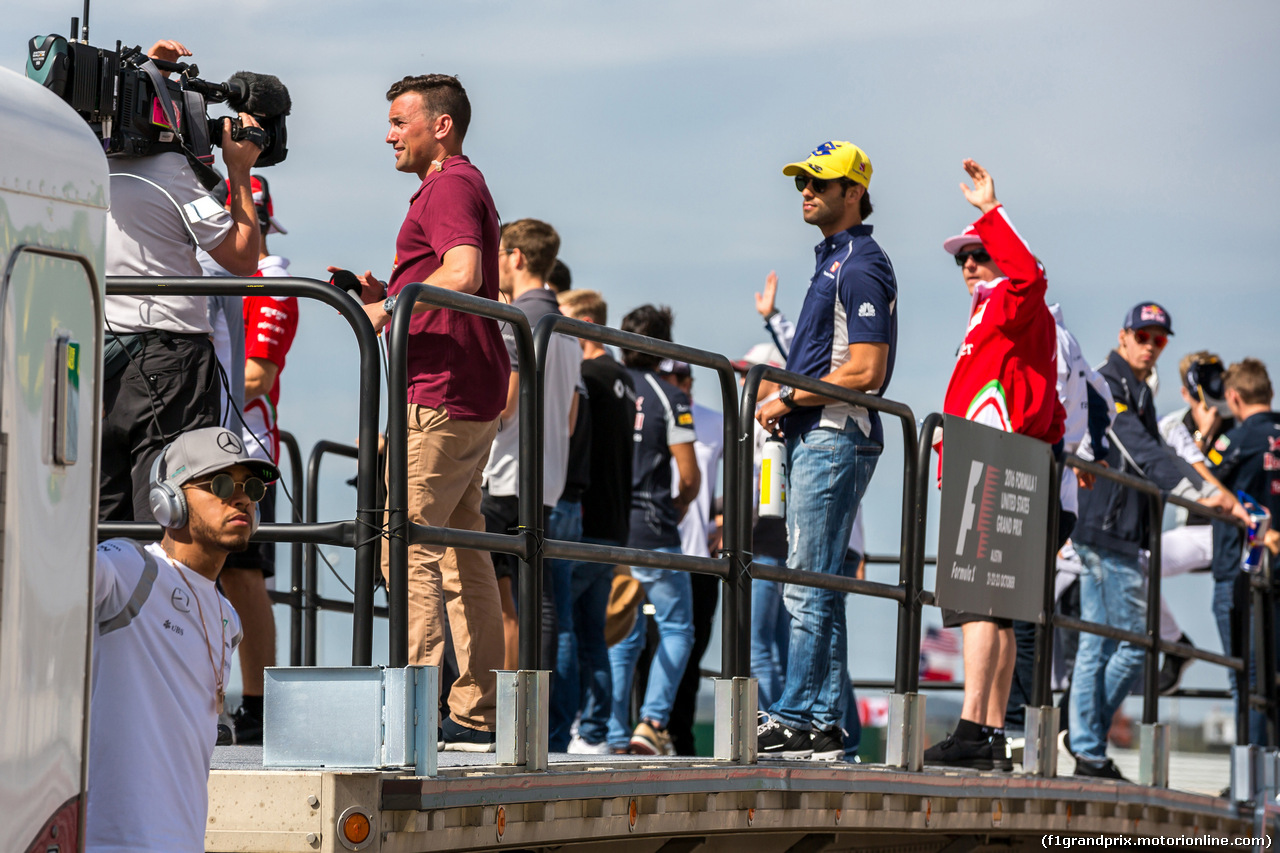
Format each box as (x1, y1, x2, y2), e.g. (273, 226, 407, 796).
(885, 692, 925, 771)
(1138, 722, 1170, 787)
(1021, 705, 1059, 777)
(1232, 744, 1264, 803)
(713, 677, 758, 763)
(262, 665, 438, 775)
(496, 670, 549, 770)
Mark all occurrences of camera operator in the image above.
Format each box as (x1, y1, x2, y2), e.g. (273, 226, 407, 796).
(100, 39, 266, 523)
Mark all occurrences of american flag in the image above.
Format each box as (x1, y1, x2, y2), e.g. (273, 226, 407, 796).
(919, 626, 962, 682)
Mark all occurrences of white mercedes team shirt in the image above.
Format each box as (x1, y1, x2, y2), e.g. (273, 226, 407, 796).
(86, 540, 242, 853)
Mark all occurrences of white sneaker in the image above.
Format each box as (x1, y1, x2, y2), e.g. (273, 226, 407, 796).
(568, 734, 610, 755)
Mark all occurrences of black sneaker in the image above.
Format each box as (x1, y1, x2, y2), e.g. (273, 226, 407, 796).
(923, 731, 998, 770)
(810, 728, 845, 761)
(757, 712, 812, 760)
(440, 716, 496, 753)
(1159, 633, 1194, 695)
(1073, 756, 1127, 781)
(990, 733, 1014, 772)
(216, 723, 234, 746)
(231, 705, 263, 745)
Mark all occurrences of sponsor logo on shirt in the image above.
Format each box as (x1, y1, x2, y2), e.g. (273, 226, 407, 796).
(677, 412, 694, 426)
(1214, 435, 1231, 452)
(171, 588, 191, 613)
(829, 261, 841, 273)
(858, 302, 876, 318)
(161, 619, 184, 637)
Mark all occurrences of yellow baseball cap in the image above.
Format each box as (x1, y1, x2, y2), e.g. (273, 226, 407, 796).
(782, 141, 873, 187)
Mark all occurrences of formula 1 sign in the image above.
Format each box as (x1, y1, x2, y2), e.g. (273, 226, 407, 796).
(936, 414, 1054, 623)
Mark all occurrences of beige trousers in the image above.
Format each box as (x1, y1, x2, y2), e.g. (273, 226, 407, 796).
(382, 404, 502, 730)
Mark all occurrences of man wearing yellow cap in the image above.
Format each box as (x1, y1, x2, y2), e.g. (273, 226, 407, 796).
(755, 141, 898, 760)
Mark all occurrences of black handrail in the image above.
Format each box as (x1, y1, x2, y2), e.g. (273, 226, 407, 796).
(274, 430, 305, 666)
(532, 314, 747, 676)
(738, 363, 921, 694)
(304, 440, 359, 666)
(104, 276, 384, 666)
(385, 282, 540, 669)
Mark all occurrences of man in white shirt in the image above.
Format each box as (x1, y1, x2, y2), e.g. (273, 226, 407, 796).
(87, 427, 278, 852)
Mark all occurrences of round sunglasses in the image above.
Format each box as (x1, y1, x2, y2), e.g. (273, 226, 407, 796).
(185, 472, 267, 503)
(954, 248, 992, 267)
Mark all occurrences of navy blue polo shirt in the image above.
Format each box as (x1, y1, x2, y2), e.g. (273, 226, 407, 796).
(1208, 411, 1280, 579)
(780, 225, 898, 444)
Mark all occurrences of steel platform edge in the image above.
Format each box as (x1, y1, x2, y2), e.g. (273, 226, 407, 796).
(204, 755, 1270, 853)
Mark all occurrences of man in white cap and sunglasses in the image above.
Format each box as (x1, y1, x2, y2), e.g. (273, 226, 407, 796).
(86, 426, 278, 853)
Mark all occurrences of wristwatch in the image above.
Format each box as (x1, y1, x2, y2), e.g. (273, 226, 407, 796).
(778, 385, 798, 410)
(383, 295, 397, 315)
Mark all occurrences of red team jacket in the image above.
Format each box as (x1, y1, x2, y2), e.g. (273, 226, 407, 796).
(942, 205, 1065, 445)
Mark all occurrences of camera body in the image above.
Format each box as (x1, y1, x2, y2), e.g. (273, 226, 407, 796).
(26, 33, 289, 181)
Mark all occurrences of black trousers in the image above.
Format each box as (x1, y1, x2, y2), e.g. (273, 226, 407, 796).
(669, 572, 720, 755)
(99, 331, 220, 522)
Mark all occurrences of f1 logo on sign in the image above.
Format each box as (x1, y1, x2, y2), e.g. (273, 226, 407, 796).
(936, 415, 1055, 623)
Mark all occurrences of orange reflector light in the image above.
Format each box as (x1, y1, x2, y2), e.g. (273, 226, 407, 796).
(343, 812, 371, 844)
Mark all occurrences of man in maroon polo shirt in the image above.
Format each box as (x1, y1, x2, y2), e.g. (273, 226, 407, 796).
(331, 74, 507, 751)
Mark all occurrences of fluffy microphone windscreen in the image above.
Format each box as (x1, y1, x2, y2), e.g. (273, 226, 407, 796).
(228, 71, 292, 118)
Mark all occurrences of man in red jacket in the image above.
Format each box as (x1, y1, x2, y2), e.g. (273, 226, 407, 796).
(925, 160, 1065, 771)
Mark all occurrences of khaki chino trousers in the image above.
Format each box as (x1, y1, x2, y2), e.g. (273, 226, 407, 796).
(382, 404, 503, 730)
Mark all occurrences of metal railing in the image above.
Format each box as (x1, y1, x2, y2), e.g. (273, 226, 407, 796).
(95, 275, 1280, 773)
(98, 277, 384, 666)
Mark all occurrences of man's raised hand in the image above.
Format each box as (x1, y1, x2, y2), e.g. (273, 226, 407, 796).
(755, 271, 778, 318)
(960, 159, 999, 214)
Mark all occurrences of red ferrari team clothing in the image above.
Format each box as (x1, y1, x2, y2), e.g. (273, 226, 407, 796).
(242, 279, 298, 463)
(386, 156, 509, 421)
(942, 205, 1064, 445)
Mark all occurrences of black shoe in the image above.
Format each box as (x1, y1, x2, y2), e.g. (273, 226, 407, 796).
(989, 734, 1014, 772)
(757, 712, 812, 760)
(923, 731, 999, 770)
(810, 728, 844, 761)
(439, 716, 496, 753)
(1073, 756, 1127, 781)
(1159, 634, 1194, 695)
(231, 705, 263, 745)
(216, 723, 234, 746)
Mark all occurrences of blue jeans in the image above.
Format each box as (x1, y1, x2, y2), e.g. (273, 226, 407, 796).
(547, 499, 583, 751)
(1213, 573, 1280, 746)
(549, 527, 616, 749)
(606, 548, 692, 746)
(1069, 543, 1146, 760)
(769, 426, 880, 733)
(750, 559, 790, 710)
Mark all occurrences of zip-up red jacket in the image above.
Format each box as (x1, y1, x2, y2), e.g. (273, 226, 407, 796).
(942, 205, 1064, 445)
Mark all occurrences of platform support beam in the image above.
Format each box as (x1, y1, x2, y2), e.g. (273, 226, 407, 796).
(1021, 705, 1058, 777)
(496, 670, 549, 771)
(885, 692, 924, 771)
(714, 677, 758, 763)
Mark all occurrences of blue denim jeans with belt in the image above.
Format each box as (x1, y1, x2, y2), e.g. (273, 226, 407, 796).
(1069, 542, 1146, 761)
(767, 425, 880, 733)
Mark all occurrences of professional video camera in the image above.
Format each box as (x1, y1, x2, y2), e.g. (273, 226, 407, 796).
(25, 4, 291, 189)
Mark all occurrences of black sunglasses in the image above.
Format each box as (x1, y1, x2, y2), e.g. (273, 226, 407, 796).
(794, 174, 852, 194)
(954, 248, 992, 267)
(187, 472, 267, 503)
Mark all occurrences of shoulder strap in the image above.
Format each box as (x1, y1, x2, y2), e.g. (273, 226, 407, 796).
(98, 541, 161, 636)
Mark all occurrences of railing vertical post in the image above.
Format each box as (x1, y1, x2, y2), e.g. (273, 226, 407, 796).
(898, 414, 935, 696)
(386, 282, 428, 669)
(304, 445, 322, 667)
(1139, 491, 1169, 786)
(717, 361, 746, 681)
(1261, 551, 1280, 748)
(279, 431, 304, 668)
(520, 317, 544, 672)
(1025, 453, 1061, 777)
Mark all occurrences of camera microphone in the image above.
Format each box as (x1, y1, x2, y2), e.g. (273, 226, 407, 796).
(226, 71, 291, 118)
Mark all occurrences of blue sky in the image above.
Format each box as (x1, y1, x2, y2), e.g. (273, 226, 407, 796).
(7, 1, 1278, 695)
